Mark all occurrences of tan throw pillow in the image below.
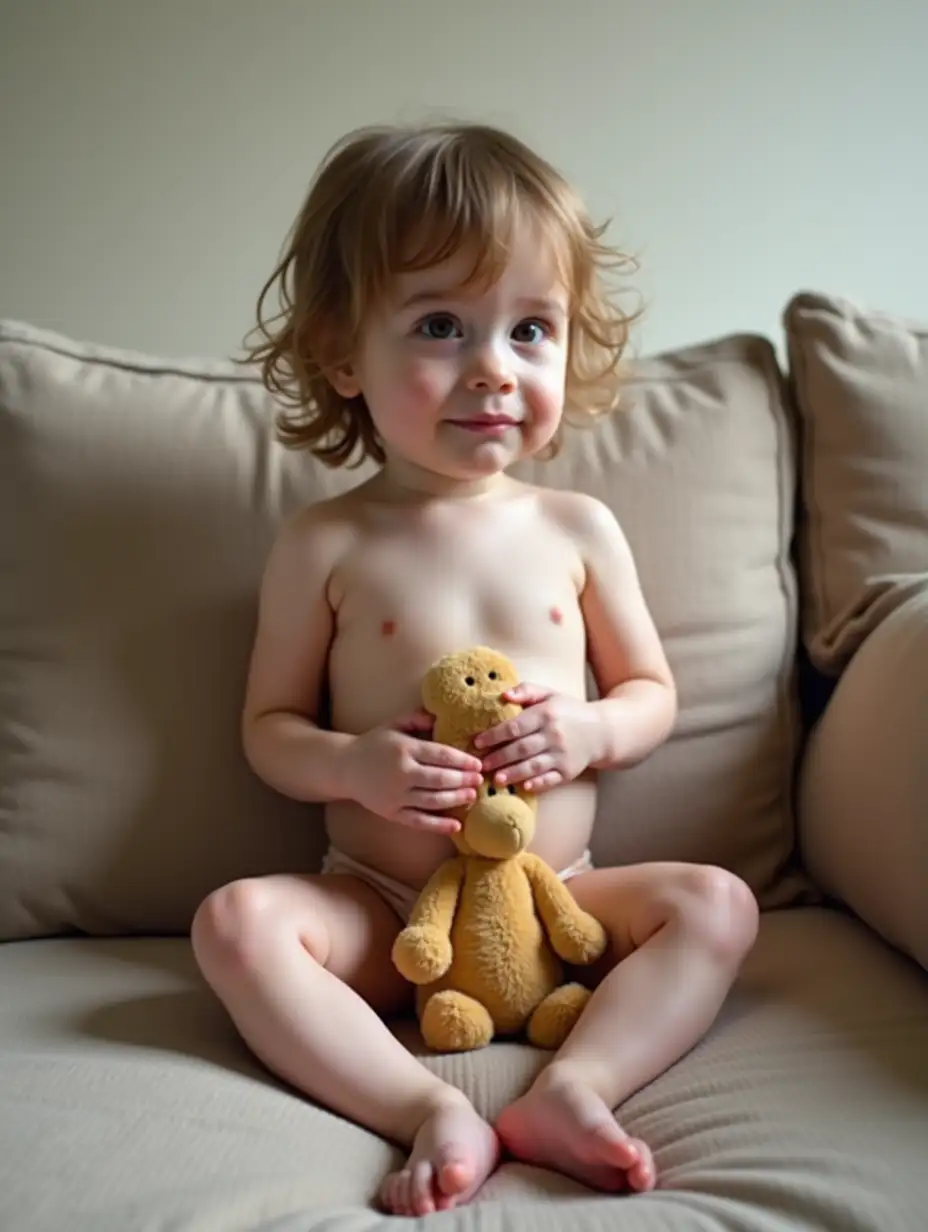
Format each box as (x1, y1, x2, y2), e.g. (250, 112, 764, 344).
(1, 321, 806, 941)
(785, 292, 928, 675)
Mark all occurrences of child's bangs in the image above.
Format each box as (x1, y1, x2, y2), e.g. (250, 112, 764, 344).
(376, 159, 574, 295)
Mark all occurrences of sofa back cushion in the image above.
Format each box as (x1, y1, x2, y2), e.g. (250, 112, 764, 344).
(0, 321, 805, 940)
(785, 292, 928, 674)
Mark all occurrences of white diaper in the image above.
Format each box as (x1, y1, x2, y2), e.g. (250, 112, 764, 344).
(321, 847, 594, 924)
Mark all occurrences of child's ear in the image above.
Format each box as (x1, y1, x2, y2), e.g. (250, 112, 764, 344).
(326, 363, 362, 399)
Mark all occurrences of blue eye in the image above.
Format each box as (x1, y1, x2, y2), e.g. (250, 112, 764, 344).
(416, 314, 462, 340)
(511, 319, 549, 344)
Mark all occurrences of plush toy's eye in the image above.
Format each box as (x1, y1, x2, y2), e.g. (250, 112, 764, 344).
(507, 785, 517, 794)
(488, 671, 498, 680)
(487, 786, 497, 796)
(465, 676, 475, 686)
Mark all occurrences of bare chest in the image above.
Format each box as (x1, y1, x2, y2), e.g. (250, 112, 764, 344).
(327, 516, 587, 732)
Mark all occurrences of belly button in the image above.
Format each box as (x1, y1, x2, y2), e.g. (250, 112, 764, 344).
(381, 619, 397, 637)
(549, 606, 564, 625)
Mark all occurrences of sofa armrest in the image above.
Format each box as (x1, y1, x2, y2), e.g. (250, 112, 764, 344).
(799, 587, 928, 972)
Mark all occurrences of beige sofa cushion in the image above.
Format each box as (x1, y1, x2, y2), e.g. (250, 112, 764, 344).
(785, 292, 928, 674)
(0, 321, 804, 941)
(2, 910, 926, 1229)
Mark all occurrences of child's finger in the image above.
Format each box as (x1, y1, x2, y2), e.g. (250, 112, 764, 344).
(414, 765, 483, 790)
(522, 770, 562, 794)
(474, 708, 543, 751)
(417, 740, 483, 772)
(491, 752, 556, 788)
(407, 786, 476, 811)
(489, 760, 534, 786)
(482, 731, 547, 773)
(397, 809, 461, 833)
(503, 682, 553, 705)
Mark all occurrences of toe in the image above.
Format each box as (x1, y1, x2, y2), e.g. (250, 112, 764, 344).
(395, 1170, 414, 1217)
(580, 1112, 637, 1163)
(627, 1140, 656, 1192)
(411, 1161, 436, 1215)
(438, 1153, 474, 1197)
(379, 1172, 400, 1214)
(582, 1160, 633, 1193)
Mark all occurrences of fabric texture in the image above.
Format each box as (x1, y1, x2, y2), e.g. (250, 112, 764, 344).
(800, 586, 928, 971)
(785, 291, 928, 674)
(0, 321, 805, 939)
(2, 910, 926, 1231)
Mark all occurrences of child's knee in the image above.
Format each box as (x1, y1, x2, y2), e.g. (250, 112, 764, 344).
(669, 866, 758, 966)
(191, 878, 327, 973)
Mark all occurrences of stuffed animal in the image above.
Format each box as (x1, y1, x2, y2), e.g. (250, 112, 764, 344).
(391, 646, 607, 1052)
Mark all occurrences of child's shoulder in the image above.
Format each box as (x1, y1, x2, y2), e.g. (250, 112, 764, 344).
(278, 473, 381, 538)
(523, 482, 624, 542)
(267, 486, 367, 580)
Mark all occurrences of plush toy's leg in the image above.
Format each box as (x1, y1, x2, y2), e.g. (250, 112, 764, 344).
(526, 983, 591, 1050)
(421, 990, 495, 1053)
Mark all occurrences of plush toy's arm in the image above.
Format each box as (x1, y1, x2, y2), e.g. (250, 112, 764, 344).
(521, 853, 607, 966)
(407, 857, 465, 930)
(391, 858, 465, 985)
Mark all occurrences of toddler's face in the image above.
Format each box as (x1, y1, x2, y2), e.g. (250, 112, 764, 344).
(332, 229, 569, 483)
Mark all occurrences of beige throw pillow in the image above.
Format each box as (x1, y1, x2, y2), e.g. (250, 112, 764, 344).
(785, 292, 928, 674)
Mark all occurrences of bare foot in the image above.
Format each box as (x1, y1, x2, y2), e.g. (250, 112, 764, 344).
(496, 1066, 655, 1193)
(379, 1093, 500, 1217)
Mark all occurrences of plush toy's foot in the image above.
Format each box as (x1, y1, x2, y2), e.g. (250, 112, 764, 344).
(527, 983, 591, 1049)
(421, 991, 495, 1053)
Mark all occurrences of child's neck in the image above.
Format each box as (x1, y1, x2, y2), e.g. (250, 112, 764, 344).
(376, 457, 514, 505)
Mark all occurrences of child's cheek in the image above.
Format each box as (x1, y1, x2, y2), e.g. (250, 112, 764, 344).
(402, 358, 450, 408)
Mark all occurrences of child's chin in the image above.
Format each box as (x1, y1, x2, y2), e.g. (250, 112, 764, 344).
(447, 437, 524, 469)
(450, 455, 513, 481)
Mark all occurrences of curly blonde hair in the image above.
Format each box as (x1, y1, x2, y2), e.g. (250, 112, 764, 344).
(242, 122, 639, 468)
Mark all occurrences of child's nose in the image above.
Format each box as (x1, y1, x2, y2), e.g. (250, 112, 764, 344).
(466, 357, 516, 395)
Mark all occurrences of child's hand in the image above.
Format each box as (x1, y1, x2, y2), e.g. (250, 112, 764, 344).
(473, 684, 604, 794)
(346, 710, 483, 833)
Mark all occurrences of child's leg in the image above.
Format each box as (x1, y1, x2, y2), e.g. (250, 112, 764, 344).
(496, 862, 758, 1192)
(191, 872, 498, 1217)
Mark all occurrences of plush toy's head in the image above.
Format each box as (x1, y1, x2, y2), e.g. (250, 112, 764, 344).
(422, 647, 520, 730)
(451, 777, 537, 860)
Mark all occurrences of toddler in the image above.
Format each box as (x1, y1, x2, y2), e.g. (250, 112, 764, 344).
(192, 121, 759, 1218)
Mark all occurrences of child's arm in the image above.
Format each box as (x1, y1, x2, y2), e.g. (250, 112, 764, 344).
(241, 506, 355, 803)
(571, 493, 677, 770)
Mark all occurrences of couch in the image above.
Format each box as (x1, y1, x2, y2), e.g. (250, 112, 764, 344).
(1, 291, 926, 1231)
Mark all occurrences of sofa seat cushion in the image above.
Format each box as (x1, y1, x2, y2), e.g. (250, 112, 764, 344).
(2, 907, 926, 1230)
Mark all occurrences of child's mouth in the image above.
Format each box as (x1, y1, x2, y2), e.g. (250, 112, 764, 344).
(449, 418, 518, 436)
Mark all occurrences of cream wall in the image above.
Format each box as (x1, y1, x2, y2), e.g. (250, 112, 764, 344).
(1, 0, 926, 359)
